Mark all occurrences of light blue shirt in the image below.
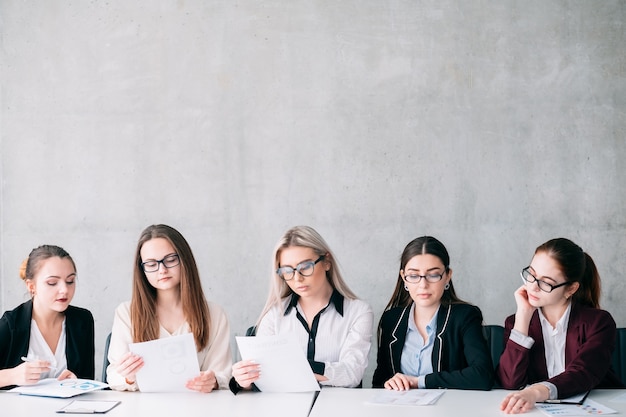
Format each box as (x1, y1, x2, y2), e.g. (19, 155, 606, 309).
(400, 303, 437, 388)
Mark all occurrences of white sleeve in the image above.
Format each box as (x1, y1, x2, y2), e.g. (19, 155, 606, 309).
(106, 301, 139, 391)
(198, 302, 233, 389)
(509, 328, 535, 349)
(321, 300, 373, 387)
(255, 305, 280, 336)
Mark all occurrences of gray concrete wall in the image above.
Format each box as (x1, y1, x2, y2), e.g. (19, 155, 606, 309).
(1, 1, 624, 387)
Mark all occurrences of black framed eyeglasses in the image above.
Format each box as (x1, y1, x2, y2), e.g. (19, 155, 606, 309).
(402, 271, 446, 284)
(276, 255, 325, 281)
(142, 254, 180, 273)
(521, 267, 570, 293)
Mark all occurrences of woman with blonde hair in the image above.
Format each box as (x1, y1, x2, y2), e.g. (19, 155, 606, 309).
(0, 245, 94, 388)
(106, 224, 232, 392)
(230, 225, 373, 392)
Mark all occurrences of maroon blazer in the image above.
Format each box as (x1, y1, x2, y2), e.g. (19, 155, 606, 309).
(497, 303, 623, 398)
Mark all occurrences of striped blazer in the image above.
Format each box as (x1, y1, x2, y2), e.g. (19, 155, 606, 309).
(372, 303, 493, 390)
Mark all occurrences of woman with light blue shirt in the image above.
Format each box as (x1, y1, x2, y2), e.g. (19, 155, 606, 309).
(372, 236, 493, 390)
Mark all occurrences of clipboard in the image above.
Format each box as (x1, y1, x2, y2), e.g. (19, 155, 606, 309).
(543, 390, 590, 404)
(56, 400, 121, 414)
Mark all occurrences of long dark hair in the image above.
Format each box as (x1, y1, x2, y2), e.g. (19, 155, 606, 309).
(535, 238, 601, 308)
(131, 224, 211, 350)
(383, 236, 465, 312)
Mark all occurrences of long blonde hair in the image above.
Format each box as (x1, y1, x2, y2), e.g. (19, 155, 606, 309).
(256, 226, 357, 327)
(131, 224, 211, 350)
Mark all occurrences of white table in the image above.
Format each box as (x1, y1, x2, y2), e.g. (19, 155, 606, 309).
(0, 389, 317, 417)
(309, 388, 626, 417)
(3, 388, 625, 417)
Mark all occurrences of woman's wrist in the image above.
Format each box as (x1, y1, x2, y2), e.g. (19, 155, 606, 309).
(529, 383, 550, 402)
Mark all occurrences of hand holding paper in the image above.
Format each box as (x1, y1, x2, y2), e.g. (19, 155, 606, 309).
(185, 369, 218, 393)
(232, 359, 261, 389)
(129, 333, 200, 392)
(235, 335, 320, 393)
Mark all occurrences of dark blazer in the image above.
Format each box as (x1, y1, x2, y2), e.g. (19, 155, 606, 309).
(0, 300, 95, 387)
(497, 303, 623, 398)
(372, 303, 494, 390)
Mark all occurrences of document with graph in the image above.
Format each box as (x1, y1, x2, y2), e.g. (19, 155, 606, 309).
(8, 378, 108, 398)
(129, 332, 199, 392)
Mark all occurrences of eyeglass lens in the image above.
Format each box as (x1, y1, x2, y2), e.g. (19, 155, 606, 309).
(277, 255, 324, 281)
(521, 268, 555, 292)
(404, 273, 443, 283)
(142, 254, 180, 272)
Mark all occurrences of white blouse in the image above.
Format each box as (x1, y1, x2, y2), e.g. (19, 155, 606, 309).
(27, 318, 68, 378)
(106, 301, 232, 391)
(257, 292, 373, 388)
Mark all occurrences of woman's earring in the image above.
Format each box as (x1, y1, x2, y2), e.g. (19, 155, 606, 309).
(404, 284, 409, 291)
(444, 283, 450, 290)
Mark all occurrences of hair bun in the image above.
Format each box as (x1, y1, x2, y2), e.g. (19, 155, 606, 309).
(19, 258, 28, 281)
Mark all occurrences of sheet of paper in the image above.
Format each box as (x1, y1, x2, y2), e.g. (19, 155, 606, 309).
(57, 400, 121, 414)
(536, 398, 617, 416)
(129, 332, 199, 392)
(8, 378, 108, 398)
(235, 335, 320, 392)
(366, 389, 445, 406)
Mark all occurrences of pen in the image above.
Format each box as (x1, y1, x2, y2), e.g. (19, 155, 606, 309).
(21, 356, 57, 370)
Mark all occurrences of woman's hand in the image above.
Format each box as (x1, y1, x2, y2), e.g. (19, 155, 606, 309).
(500, 384, 549, 414)
(186, 370, 218, 393)
(314, 373, 328, 382)
(231, 360, 260, 389)
(14, 360, 51, 385)
(114, 352, 144, 384)
(513, 285, 536, 335)
(514, 285, 536, 315)
(384, 373, 418, 391)
(57, 369, 77, 380)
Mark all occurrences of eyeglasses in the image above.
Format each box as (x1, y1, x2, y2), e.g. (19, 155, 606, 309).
(142, 254, 180, 273)
(521, 267, 570, 293)
(402, 270, 445, 284)
(276, 255, 325, 281)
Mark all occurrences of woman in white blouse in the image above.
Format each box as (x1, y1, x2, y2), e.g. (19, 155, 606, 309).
(106, 224, 232, 392)
(0, 245, 94, 388)
(230, 225, 373, 392)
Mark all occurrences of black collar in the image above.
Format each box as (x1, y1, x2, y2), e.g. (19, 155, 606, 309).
(284, 289, 345, 317)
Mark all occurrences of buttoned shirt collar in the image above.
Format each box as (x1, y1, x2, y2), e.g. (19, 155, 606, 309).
(284, 289, 345, 317)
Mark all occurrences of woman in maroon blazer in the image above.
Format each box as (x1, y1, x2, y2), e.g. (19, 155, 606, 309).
(498, 238, 622, 414)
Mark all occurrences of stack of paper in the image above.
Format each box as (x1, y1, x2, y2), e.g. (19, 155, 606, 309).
(367, 389, 446, 406)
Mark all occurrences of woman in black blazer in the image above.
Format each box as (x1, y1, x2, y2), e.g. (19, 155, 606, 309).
(372, 236, 493, 390)
(0, 245, 94, 388)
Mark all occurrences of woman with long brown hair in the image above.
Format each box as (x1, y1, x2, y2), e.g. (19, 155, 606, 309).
(106, 224, 231, 392)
